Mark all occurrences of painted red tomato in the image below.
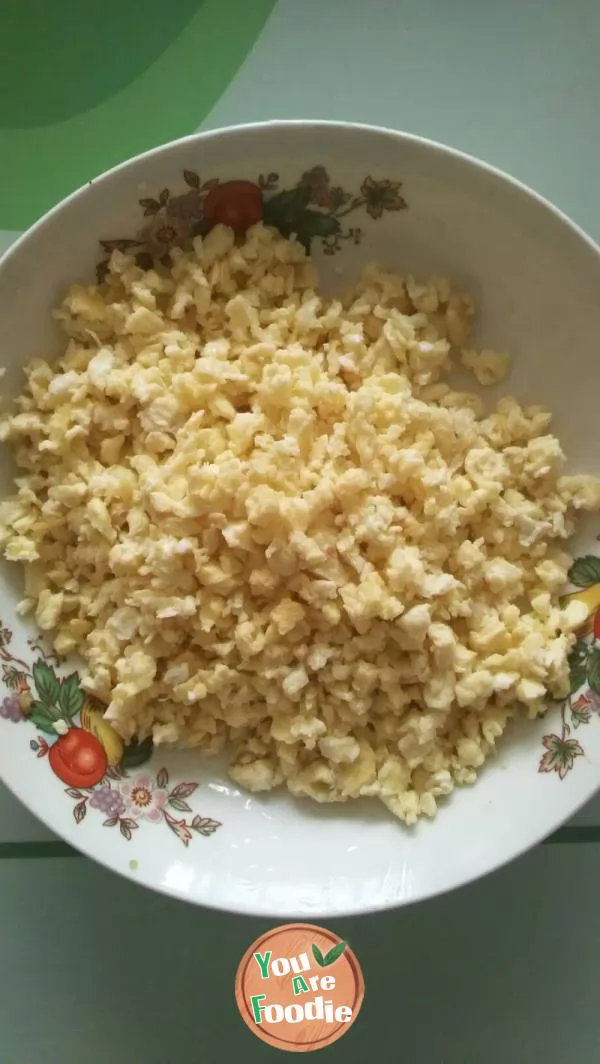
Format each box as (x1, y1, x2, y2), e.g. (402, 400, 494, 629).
(594, 608, 600, 642)
(203, 180, 263, 233)
(48, 727, 107, 788)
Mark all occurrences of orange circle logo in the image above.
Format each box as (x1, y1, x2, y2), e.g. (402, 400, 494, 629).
(235, 923, 364, 1052)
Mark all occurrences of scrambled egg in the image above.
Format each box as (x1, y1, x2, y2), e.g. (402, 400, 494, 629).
(1, 222, 599, 824)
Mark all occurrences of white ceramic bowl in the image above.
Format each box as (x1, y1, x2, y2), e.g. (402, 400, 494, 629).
(2, 121, 600, 917)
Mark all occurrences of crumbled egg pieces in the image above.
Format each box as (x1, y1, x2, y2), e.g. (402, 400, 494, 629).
(1, 222, 599, 825)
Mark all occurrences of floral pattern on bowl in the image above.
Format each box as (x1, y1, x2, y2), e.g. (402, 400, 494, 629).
(1, 630, 221, 846)
(539, 552, 600, 780)
(96, 165, 408, 281)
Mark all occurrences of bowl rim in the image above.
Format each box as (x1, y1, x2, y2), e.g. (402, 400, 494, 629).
(2, 119, 600, 917)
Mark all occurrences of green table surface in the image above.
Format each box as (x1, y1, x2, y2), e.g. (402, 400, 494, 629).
(2, 1, 600, 1060)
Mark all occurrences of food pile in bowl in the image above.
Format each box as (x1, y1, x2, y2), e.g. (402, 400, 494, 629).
(1, 212, 599, 826)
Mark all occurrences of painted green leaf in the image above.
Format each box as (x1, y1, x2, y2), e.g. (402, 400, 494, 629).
(539, 733, 584, 779)
(302, 211, 340, 238)
(99, 238, 140, 254)
(264, 186, 341, 249)
(297, 210, 340, 250)
(169, 782, 199, 800)
(571, 704, 591, 728)
(587, 648, 600, 694)
(264, 185, 311, 218)
(120, 736, 154, 769)
(323, 941, 348, 966)
(183, 170, 201, 190)
(32, 661, 60, 707)
(191, 815, 221, 836)
(58, 674, 84, 719)
(568, 555, 600, 588)
(139, 198, 161, 216)
(263, 187, 311, 235)
(569, 641, 589, 694)
(2, 665, 24, 691)
(27, 701, 58, 735)
(570, 660, 588, 694)
(311, 943, 326, 968)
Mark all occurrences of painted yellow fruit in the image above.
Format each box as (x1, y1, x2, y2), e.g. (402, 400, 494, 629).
(561, 583, 600, 636)
(80, 702, 124, 767)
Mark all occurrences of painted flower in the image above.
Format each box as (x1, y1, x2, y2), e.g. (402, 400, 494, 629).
(360, 176, 407, 219)
(328, 185, 351, 211)
(0, 627, 13, 648)
(0, 693, 22, 722)
(166, 189, 204, 223)
(538, 733, 584, 779)
(120, 773, 168, 823)
(139, 190, 204, 257)
(299, 166, 334, 208)
(140, 210, 190, 258)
